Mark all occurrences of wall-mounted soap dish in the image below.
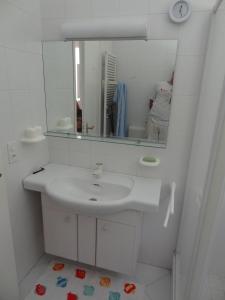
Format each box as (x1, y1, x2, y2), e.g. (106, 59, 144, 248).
(139, 156, 160, 167)
(55, 117, 73, 131)
(21, 126, 46, 144)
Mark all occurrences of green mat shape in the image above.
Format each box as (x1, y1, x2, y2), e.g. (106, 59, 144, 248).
(83, 285, 95, 296)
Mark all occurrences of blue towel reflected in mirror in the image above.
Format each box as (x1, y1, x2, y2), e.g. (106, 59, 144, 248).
(113, 81, 128, 138)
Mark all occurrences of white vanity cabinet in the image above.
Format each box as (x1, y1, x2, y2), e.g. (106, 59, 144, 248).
(96, 211, 142, 274)
(41, 195, 142, 275)
(42, 196, 78, 261)
(24, 165, 161, 274)
(78, 215, 96, 265)
(97, 220, 138, 274)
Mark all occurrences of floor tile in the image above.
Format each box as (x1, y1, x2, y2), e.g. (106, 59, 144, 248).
(20, 255, 52, 300)
(211, 290, 225, 300)
(146, 275, 171, 300)
(135, 263, 170, 285)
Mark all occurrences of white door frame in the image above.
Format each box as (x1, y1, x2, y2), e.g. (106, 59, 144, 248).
(187, 75, 225, 300)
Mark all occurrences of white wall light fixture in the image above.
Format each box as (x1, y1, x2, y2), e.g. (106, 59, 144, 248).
(62, 17, 148, 41)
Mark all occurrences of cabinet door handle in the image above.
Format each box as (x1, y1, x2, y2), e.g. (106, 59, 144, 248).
(102, 224, 110, 232)
(64, 215, 71, 223)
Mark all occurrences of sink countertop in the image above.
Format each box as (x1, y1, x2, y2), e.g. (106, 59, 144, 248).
(23, 164, 162, 214)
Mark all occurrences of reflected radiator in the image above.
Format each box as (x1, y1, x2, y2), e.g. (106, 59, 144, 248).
(102, 51, 117, 137)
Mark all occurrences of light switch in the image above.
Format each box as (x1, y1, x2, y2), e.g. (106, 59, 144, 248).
(7, 141, 18, 164)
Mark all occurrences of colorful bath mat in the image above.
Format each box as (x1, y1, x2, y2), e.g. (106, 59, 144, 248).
(25, 260, 145, 300)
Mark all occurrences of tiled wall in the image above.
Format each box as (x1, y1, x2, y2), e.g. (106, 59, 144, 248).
(41, 0, 213, 40)
(42, 0, 212, 268)
(0, 0, 49, 282)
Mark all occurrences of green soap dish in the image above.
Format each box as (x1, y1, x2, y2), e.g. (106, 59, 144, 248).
(139, 156, 160, 167)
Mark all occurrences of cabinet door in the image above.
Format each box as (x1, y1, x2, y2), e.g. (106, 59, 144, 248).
(43, 206, 77, 261)
(78, 215, 96, 265)
(96, 220, 136, 275)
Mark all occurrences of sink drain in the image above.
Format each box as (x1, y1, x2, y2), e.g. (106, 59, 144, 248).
(89, 198, 98, 202)
(93, 183, 101, 187)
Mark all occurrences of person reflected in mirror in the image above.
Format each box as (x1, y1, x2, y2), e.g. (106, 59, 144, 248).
(146, 72, 174, 143)
(113, 81, 128, 138)
(76, 101, 82, 133)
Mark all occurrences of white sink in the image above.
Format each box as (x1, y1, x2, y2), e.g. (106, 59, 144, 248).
(23, 164, 161, 215)
(47, 177, 133, 202)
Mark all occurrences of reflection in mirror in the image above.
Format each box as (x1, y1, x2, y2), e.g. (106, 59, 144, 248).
(43, 40, 178, 147)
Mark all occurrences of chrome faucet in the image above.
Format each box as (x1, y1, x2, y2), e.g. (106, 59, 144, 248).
(93, 162, 103, 179)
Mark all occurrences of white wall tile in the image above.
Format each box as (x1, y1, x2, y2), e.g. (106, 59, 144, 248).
(6, 152, 47, 280)
(6, 49, 29, 90)
(192, 0, 215, 11)
(91, 142, 139, 175)
(65, 0, 92, 18)
(10, 90, 34, 138)
(0, 0, 49, 284)
(174, 55, 204, 96)
(169, 94, 198, 142)
(148, 14, 180, 39)
(26, 41, 42, 55)
(40, 0, 65, 19)
(92, 0, 120, 17)
(178, 12, 211, 56)
(149, 0, 173, 13)
(42, 18, 65, 40)
(48, 136, 69, 164)
(24, 16, 42, 52)
(68, 139, 91, 168)
(0, 48, 9, 90)
(149, 0, 214, 13)
(8, 0, 40, 14)
(0, 0, 26, 49)
(119, 0, 149, 16)
(0, 91, 14, 142)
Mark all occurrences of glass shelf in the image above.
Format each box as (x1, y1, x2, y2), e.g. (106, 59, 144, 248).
(45, 131, 167, 149)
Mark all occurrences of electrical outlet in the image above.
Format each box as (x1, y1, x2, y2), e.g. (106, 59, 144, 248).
(7, 141, 18, 164)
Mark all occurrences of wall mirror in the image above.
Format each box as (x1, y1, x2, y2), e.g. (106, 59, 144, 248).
(43, 40, 178, 147)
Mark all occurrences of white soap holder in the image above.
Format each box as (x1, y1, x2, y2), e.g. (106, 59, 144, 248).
(21, 126, 46, 144)
(56, 117, 73, 131)
(139, 156, 160, 167)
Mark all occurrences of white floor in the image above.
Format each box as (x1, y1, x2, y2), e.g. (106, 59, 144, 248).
(204, 274, 225, 300)
(20, 255, 171, 300)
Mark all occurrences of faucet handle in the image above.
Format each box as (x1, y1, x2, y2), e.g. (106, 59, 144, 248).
(96, 162, 103, 172)
(93, 162, 103, 178)
(96, 162, 103, 168)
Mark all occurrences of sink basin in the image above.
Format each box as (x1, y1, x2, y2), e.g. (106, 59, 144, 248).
(23, 164, 162, 215)
(47, 177, 133, 202)
(45, 174, 134, 214)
